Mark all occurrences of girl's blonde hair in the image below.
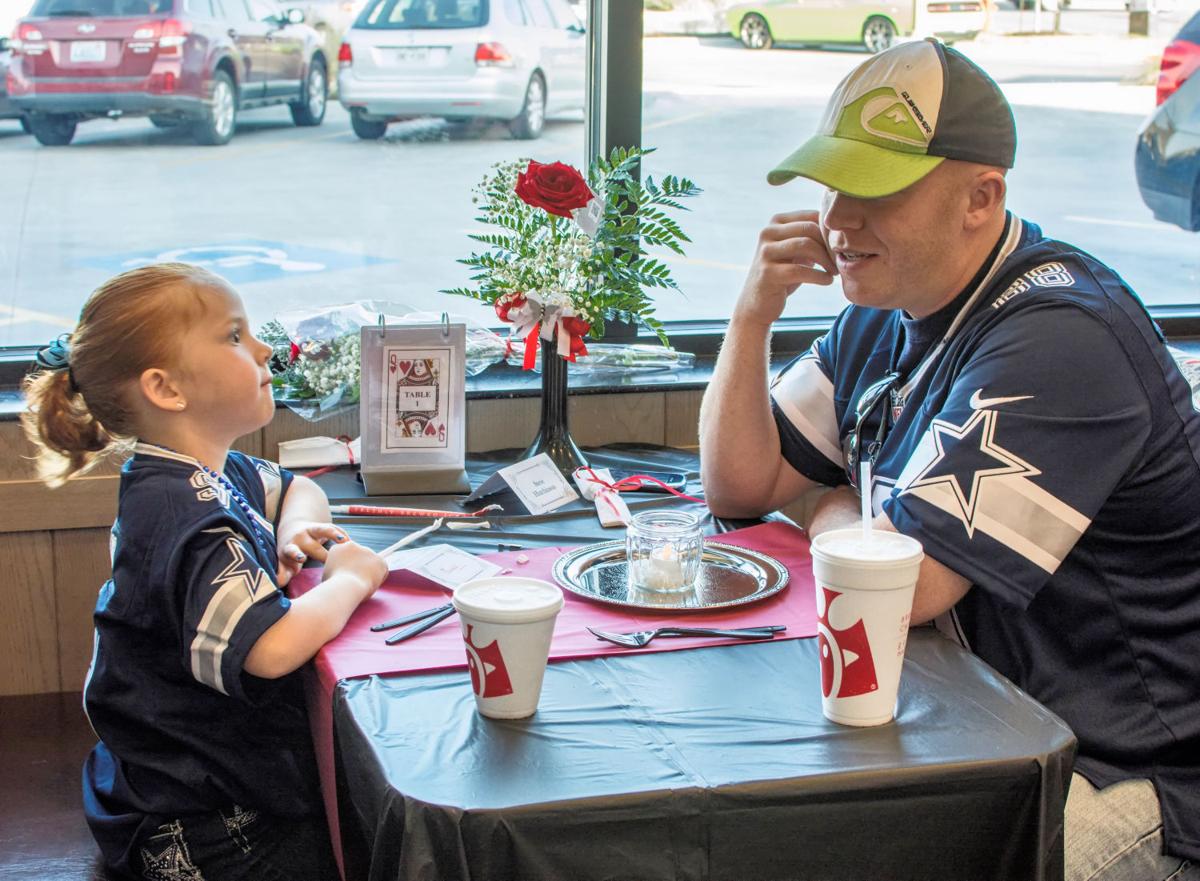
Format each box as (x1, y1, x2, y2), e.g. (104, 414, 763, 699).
(21, 263, 229, 487)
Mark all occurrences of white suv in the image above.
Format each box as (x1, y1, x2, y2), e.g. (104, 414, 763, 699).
(337, 0, 585, 140)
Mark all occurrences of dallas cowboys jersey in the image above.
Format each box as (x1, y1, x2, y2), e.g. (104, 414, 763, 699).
(771, 215, 1200, 861)
(82, 446, 323, 874)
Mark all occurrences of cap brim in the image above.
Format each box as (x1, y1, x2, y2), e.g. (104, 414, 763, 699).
(767, 135, 945, 198)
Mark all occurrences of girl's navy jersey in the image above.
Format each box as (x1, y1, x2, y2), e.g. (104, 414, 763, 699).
(771, 215, 1200, 861)
(81, 445, 322, 874)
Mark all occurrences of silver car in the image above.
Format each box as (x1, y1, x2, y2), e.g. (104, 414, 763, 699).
(337, 0, 585, 140)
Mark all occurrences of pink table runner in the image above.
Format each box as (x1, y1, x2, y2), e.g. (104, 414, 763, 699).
(295, 521, 815, 874)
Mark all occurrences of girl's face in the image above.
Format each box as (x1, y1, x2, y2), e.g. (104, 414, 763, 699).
(174, 285, 276, 442)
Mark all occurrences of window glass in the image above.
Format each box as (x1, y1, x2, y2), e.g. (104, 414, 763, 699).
(220, 0, 252, 20)
(641, 8, 1200, 321)
(247, 0, 278, 21)
(1, 0, 581, 348)
(523, 0, 554, 29)
(183, 0, 215, 15)
(29, 0, 177, 14)
(503, 0, 526, 26)
(359, 0, 487, 29)
(545, 0, 580, 29)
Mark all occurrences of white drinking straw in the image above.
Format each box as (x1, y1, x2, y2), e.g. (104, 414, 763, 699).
(378, 518, 445, 559)
(860, 459, 873, 544)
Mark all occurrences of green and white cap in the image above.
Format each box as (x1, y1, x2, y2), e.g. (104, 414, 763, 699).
(768, 39, 1016, 198)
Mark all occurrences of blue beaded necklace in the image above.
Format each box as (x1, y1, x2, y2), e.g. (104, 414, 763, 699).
(140, 442, 272, 556)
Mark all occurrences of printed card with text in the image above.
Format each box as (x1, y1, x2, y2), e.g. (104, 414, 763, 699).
(383, 347, 452, 452)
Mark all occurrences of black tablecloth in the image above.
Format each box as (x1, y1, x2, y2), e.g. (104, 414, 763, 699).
(323, 447, 1077, 881)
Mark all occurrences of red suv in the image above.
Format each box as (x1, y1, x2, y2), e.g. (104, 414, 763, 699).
(7, 0, 329, 146)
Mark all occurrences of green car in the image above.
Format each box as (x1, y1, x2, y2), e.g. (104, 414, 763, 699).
(726, 0, 986, 53)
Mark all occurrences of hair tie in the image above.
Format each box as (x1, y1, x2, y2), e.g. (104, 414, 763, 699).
(34, 334, 79, 393)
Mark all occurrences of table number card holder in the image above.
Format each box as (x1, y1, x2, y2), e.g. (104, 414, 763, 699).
(359, 315, 470, 495)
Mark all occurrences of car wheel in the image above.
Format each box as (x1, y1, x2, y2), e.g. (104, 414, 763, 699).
(290, 57, 327, 127)
(739, 13, 773, 50)
(350, 108, 388, 140)
(149, 114, 181, 128)
(192, 70, 237, 146)
(509, 72, 545, 140)
(28, 114, 76, 147)
(862, 16, 895, 53)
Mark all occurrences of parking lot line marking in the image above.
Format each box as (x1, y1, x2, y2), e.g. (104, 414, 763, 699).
(0, 304, 75, 329)
(1063, 215, 1167, 231)
(161, 128, 350, 169)
(644, 109, 720, 132)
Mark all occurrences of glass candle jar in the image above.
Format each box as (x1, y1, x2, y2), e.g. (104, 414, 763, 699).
(626, 510, 704, 593)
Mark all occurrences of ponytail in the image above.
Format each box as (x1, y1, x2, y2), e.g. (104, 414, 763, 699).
(20, 262, 227, 487)
(21, 365, 121, 487)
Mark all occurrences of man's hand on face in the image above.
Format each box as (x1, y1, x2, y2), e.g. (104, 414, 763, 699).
(734, 210, 837, 329)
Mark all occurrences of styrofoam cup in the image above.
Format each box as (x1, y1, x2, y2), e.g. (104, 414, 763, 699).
(451, 576, 564, 719)
(810, 529, 924, 727)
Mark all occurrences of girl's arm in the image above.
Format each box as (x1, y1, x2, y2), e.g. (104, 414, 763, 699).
(274, 475, 349, 585)
(245, 539, 388, 679)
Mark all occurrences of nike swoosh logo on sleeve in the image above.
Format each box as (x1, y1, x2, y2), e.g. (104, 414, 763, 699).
(969, 389, 1035, 409)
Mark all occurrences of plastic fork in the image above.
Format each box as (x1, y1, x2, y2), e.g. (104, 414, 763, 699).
(587, 624, 786, 648)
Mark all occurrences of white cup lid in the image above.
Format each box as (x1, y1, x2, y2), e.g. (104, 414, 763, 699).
(452, 576, 564, 624)
(810, 529, 924, 569)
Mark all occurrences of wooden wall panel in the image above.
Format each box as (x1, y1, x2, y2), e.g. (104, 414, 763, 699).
(466, 398, 540, 451)
(572, 392, 665, 446)
(0, 476, 118, 534)
(664, 389, 704, 449)
(53, 529, 112, 693)
(0, 531, 58, 696)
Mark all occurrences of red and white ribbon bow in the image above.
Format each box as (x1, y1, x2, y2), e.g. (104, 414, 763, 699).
(500, 291, 590, 370)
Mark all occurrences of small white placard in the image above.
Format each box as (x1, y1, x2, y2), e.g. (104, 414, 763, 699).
(386, 543, 502, 590)
(498, 454, 579, 515)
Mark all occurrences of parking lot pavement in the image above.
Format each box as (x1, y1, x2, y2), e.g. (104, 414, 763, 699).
(1, 28, 1196, 348)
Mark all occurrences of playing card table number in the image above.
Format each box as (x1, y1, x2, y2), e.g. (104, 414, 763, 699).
(359, 315, 470, 494)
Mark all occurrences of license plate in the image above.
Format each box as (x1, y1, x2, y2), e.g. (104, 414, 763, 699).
(392, 47, 429, 63)
(70, 40, 106, 62)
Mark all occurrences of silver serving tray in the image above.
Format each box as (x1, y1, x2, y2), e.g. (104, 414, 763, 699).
(552, 540, 790, 611)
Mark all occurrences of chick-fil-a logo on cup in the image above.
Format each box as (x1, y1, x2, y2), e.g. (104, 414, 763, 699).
(463, 624, 514, 698)
(817, 587, 879, 699)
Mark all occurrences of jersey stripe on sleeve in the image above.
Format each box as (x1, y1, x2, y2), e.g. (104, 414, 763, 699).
(189, 527, 280, 695)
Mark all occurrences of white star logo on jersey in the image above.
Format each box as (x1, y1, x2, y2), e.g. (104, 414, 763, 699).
(905, 409, 1041, 538)
(213, 537, 274, 602)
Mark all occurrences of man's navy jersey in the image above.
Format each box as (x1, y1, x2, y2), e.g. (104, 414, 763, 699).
(771, 215, 1200, 861)
(81, 445, 323, 873)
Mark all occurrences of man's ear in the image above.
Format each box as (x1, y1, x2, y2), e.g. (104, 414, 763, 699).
(964, 170, 1007, 232)
(140, 367, 186, 413)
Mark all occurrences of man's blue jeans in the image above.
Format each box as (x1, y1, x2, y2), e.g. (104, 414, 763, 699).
(1066, 774, 1199, 881)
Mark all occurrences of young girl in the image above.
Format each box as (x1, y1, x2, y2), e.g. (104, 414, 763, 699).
(22, 263, 388, 881)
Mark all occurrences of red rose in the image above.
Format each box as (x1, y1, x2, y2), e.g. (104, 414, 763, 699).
(288, 342, 301, 364)
(515, 160, 595, 219)
(494, 292, 526, 323)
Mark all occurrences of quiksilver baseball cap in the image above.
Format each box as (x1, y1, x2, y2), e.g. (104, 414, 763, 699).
(768, 39, 1016, 198)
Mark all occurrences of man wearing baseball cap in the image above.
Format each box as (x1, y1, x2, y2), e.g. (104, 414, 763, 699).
(700, 39, 1200, 881)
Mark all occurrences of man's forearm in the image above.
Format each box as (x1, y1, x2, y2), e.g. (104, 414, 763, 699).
(700, 318, 790, 516)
